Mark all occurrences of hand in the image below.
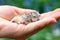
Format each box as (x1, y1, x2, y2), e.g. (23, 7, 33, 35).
(0, 5, 60, 40)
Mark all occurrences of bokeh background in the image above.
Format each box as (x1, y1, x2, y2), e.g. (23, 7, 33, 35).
(0, 0, 60, 40)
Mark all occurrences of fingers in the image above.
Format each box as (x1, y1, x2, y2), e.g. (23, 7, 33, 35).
(40, 11, 53, 19)
(0, 5, 60, 21)
(0, 5, 18, 20)
(40, 8, 60, 20)
(52, 8, 60, 19)
(23, 17, 56, 36)
(12, 6, 38, 14)
(0, 5, 38, 20)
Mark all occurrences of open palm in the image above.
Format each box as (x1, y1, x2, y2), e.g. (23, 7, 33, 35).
(0, 5, 60, 40)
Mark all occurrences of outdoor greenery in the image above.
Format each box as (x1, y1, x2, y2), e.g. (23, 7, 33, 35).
(0, 0, 60, 40)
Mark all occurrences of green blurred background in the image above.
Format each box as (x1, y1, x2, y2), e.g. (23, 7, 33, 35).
(0, 0, 60, 40)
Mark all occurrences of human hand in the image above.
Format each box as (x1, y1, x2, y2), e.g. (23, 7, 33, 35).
(0, 5, 60, 40)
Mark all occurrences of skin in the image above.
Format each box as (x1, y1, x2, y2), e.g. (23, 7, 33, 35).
(0, 5, 60, 40)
